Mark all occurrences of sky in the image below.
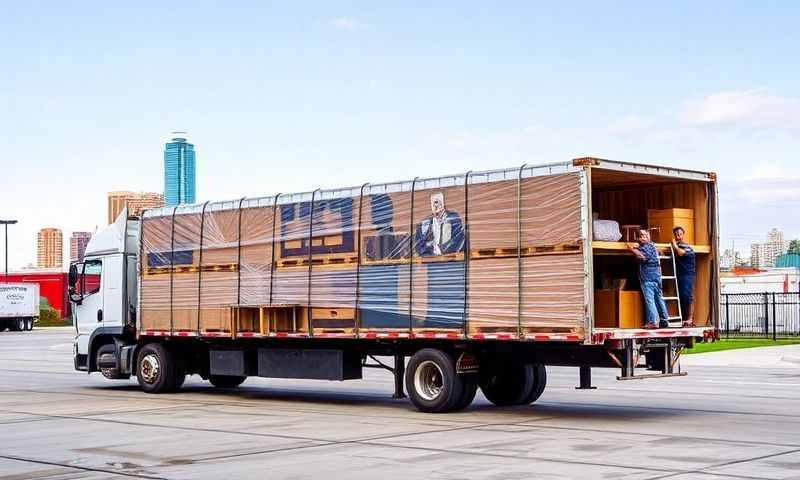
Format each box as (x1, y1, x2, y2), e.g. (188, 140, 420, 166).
(1, 1, 799, 269)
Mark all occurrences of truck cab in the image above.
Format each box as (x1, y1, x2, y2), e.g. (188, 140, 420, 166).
(70, 209, 139, 375)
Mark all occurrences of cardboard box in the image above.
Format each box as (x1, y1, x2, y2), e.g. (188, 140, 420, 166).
(594, 289, 643, 329)
(647, 208, 694, 244)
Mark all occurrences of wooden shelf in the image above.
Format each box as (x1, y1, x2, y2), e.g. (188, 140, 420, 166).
(592, 241, 711, 254)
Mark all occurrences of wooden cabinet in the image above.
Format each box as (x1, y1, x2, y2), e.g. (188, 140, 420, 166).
(648, 208, 694, 244)
(594, 289, 643, 329)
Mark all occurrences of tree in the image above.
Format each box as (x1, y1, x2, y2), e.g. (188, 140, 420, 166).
(789, 239, 800, 255)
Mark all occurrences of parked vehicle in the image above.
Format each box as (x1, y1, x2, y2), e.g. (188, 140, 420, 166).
(70, 157, 719, 412)
(0, 283, 39, 331)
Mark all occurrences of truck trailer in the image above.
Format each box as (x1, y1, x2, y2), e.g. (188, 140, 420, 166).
(70, 157, 719, 412)
(1, 283, 39, 331)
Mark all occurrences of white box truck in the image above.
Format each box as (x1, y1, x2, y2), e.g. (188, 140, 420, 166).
(0, 283, 39, 331)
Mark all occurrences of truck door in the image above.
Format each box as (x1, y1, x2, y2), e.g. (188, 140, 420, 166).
(74, 258, 104, 356)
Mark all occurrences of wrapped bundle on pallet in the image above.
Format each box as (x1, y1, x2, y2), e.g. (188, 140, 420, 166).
(139, 163, 587, 340)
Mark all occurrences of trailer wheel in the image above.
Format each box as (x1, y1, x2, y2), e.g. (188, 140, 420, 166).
(405, 349, 464, 413)
(479, 361, 535, 406)
(136, 343, 177, 393)
(523, 364, 547, 404)
(25, 318, 33, 331)
(451, 375, 478, 412)
(16, 318, 25, 332)
(209, 375, 246, 388)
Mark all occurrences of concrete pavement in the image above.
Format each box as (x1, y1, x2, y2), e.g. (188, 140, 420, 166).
(0, 327, 799, 479)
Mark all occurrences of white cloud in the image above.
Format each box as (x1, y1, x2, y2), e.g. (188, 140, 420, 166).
(327, 17, 371, 31)
(733, 176, 800, 205)
(682, 89, 800, 129)
(608, 114, 653, 135)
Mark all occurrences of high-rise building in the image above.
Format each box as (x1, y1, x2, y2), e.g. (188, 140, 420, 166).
(37, 228, 63, 269)
(164, 133, 196, 206)
(750, 228, 787, 268)
(767, 228, 786, 252)
(69, 232, 92, 262)
(107, 191, 165, 224)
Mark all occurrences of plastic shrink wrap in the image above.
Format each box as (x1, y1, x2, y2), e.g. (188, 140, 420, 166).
(140, 167, 586, 339)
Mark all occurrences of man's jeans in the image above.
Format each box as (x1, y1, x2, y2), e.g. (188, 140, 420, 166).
(641, 280, 668, 326)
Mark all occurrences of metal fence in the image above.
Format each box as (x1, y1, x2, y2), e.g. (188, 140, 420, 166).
(721, 292, 800, 338)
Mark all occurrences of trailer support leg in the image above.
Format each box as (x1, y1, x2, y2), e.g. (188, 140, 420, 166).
(621, 339, 635, 379)
(393, 353, 405, 399)
(576, 365, 596, 389)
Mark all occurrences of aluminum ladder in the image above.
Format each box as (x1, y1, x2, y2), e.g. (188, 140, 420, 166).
(659, 245, 683, 327)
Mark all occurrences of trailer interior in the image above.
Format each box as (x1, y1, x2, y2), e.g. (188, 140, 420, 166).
(588, 163, 717, 331)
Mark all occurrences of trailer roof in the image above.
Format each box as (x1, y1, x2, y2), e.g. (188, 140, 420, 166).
(143, 157, 715, 218)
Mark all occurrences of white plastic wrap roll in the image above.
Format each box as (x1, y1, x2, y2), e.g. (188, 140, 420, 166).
(593, 219, 622, 241)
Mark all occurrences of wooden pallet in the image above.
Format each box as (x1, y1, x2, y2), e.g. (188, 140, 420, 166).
(143, 263, 239, 276)
(470, 241, 582, 259)
(275, 255, 359, 268)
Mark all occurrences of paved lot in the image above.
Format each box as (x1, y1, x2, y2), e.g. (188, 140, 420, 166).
(1, 328, 799, 480)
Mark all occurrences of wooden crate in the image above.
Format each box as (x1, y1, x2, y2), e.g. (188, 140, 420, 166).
(594, 289, 643, 329)
(647, 208, 694, 244)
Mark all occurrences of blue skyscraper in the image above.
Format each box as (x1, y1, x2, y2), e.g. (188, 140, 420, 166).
(163, 133, 196, 206)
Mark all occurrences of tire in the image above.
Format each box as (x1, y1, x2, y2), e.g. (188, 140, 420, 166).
(451, 375, 478, 412)
(16, 318, 25, 332)
(209, 375, 246, 388)
(522, 364, 547, 404)
(25, 318, 33, 331)
(405, 348, 464, 413)
(173, 372, 186, 390)
(171, 350, 186, 391)
(136, 343, 177, 393)
(97, 343, 123, 379)
(480, 360, 535, 406)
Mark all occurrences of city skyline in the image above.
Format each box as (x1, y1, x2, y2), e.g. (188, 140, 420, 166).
(1, 3, 799, 270)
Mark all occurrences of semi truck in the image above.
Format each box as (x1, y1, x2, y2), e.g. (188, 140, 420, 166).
(70, 157, 719, 412)
(1, 283, 39, 331)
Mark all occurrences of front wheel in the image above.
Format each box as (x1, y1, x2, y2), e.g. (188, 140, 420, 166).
(136, 343, 178, 393)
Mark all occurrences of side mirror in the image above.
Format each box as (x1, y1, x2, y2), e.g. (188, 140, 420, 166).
(68, 264, 82, 304)
(68, 264, 78, 288)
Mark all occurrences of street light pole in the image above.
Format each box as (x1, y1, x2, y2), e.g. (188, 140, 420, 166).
(0, 220, 18, 280)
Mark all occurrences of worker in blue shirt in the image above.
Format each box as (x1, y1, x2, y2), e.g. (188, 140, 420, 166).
(628, 229, 669, 329)
(672, 226, 696, 327)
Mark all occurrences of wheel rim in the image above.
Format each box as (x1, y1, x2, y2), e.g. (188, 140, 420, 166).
(140, 353, 160, 384)
(414, 360, 445, 401)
